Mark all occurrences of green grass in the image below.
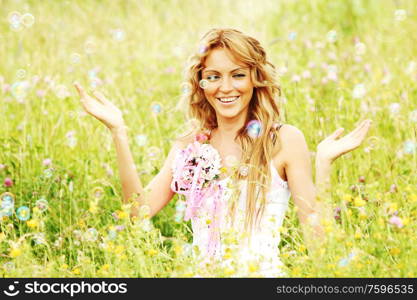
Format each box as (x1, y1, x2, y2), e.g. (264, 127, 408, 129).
(0, 0, 416, 277)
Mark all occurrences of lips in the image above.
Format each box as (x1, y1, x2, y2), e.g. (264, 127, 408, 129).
(217, 96, 240, 103)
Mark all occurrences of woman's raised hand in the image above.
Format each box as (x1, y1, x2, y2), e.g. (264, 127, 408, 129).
(74, 82, 125, 131)
(316, 119, 372, 163)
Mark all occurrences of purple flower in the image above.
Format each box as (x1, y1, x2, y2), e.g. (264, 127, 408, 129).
(389, 216, 403, 228)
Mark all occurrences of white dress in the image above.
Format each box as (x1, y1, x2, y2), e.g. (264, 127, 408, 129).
(190, 160, 291, 277)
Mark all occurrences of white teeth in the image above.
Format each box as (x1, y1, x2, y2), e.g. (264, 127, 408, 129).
(217, 96, 239, 103)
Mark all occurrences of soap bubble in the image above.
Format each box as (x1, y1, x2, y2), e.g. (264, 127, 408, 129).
(135, 134, 148, 147)
(246, 120, 262, 138)
(17, 206, 30, 221)
(394, 9, 407, 21)
(35, 198, 49, 212)
(92, 187, 104, 199)
(21, 13, 35, 27)
(403, 140, 416, 154)
(326, 30, 337, 43)
(239, 165, 249, 177)
(151, 102, 162, 114)
(84, 228, 98, 242)
(352, 84, 366, 99)
(181, 82, 192, 96)
(199, 79, 209, 89)
(147, 146, 161, 160)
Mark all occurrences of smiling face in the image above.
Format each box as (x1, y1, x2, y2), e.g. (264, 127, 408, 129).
(201, 47, 254, 122)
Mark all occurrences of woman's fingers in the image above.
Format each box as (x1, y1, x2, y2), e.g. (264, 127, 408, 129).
(92, 90, 106, 104)
(74, 82, 86, 99)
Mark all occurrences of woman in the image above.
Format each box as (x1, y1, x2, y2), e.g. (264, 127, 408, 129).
(74, 28, 371, 277)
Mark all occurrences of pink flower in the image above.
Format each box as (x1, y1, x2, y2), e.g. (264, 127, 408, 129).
(43, 158, 52, 166)
(4, 177, 13, 187)
(195, 133, 208, 143)
(389, 216, 403, 228)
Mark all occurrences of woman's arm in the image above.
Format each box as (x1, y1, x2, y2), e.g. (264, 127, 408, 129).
(278, 121, 371, 254)
(278, 125, 325, 254)
(75, 83, 179, 219)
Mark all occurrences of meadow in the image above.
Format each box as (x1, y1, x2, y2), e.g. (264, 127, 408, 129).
(0, 0, 416, 277)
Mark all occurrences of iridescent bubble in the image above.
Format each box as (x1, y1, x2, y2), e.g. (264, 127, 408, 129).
(394, 9, 407, 21)
(16, 206, 30, 221)
(16, 69, 26, 79)
(111, 29, 125, 41)
(150, 102, 162, 114)
(107, 229, 117, 240)
(43, 168, 53, 178)
(175, 200, 186, 212)
(174, 212, 183, 223)
(0, 192, 15, 217)
(70, 53, 81, 64)
(35, 198, 48, 212)
(139, 204, 151, 218)
(246, 120, 262, 138)
(55, 85, 69, 99)
(147, 146, 161, 160)
(33, 233, 46, 245)
(199, 79, 209, 89)
(403, 140, 416, 154)
(288, 32, 297, 40)
(10, 81, 30, 100)
(409, 110, 417, 123)
(67, 136, 77, 148)
(21, 13, 35, 27)
(389, 103, 400, 115)
(84, 228, 98, 242)
(352, 84, 366, 99)
(10, 22, 23, 32)
(180, 82, 192, 95)
(8, 11, 21, 25)
(135, 134, 148, 147)
(355, 42, 366, 55)
(224, 155, 239, 168)
(198, 43, 209, 55)
(84, 39, 96, 54)
(239, 165, 249, 177)
(326, 30, 337, 43)
(92, 187, 104, 199)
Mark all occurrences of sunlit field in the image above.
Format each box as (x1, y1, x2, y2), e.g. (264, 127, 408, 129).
(0, 0, 416, 277)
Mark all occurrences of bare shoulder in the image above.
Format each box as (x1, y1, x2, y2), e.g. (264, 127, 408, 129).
(274, 124, 310, 164)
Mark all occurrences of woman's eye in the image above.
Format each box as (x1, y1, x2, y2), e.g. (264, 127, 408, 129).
(207, 75, 220, 81)
(233, 73, 246, 78)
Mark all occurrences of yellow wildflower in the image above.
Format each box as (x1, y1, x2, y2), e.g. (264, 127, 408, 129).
(26, 219, 38, 228)
(147, 249, 158, 256)
(353, 197, 366, 207)
(388, 202, 398, 214)
(410, 194, 417, 203)
(248, 263, 258, 273)
(9, 248, 22, 258)
(224, 267, 235, 276)
(342, 194, 352, 202)
(100, 264, 110, 272)
(114, 245, 125, 255)
(61, 264, 69, 270)
(72, 268, 81, 275)
(389, 248, 401, 256)
(354, 230, 362, 239)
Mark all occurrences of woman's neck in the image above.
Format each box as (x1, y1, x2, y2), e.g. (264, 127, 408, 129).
(212, 114, 247, 143)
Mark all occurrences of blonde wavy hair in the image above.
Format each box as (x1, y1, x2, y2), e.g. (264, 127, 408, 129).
(179, 28, 282, 234)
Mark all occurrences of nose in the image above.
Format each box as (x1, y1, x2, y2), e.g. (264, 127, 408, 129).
(218, 76, 234, 94)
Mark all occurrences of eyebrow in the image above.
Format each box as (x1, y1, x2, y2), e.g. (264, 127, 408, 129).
(202, 67, 248, 74)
